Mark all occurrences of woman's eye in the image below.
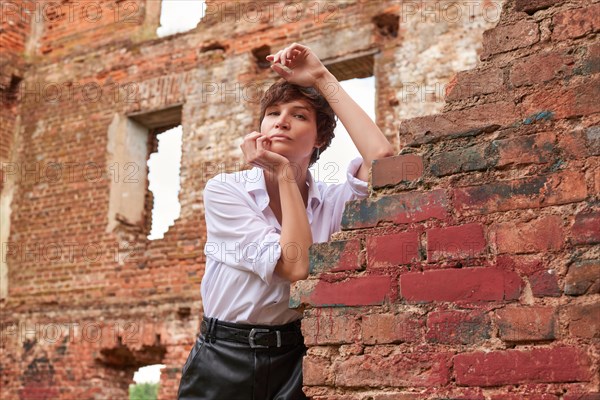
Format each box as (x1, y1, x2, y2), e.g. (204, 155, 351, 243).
(295, 114, 306, 119)
(268, 111, 279, 116)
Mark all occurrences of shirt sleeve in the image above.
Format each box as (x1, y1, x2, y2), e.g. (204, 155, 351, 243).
(345, 156, 369, 198)
(323, 157, 369, 237)
(202, 177, 281, 285)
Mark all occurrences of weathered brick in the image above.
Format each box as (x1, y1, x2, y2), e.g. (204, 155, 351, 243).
(595, 168, 600, 197)
(522, 75, 600, 119)
(565, 259, 600, 296)
(510, 50, 575, 87)
(361, 312, 423, 344)
(529, 269, 561, 297)
(571, 211, 600, 245)
(426, 310, 491, 345)
(367, 231, 420, 268)
(430, 143, 493, 177)
(494, 306, 557, 342)
(497, 255, 560, 297)
(371, 154, 423, 188)
(421, 388, 486, 399)
(445, 68, 504, 101)
(334, 350, 451, 388)
(562, 303, 600, 338)
(481, 20, 539, 59)
(341, 190, 449, 230)
(303, 355, 333, 386)
(497, 254, 544, 275)
(491, 394, 559, 400)
(559, 126, 600, 159)
(454, 347, 592, 386)
(515, 0, 558, 14)
(493, 132, 556, 167)
(289, 279, 318, 309)
(426, 223, 486, 262)
(577, 42, 600, 76)
(311, 394, 421, 400)
(310, 239, 362, 275)
(368, 394, 420, 400)
(398, 101, 519, 146)
(400, 268, 522, 302)
(302, 313, 358, 345)
(453, 171, 587, 216)
(290, 276, 393, 308)
(552, 4, 600, 41)
(494, 215, 564, 254)
(563, 393, 600, 400)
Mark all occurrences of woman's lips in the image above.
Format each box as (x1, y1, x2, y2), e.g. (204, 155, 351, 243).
(269, 134, 291, 140)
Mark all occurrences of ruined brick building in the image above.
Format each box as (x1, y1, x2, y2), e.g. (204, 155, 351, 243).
(1, 0, 598, 399)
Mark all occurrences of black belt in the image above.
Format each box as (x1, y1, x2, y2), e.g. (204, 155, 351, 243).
(201, 317, 303, 349)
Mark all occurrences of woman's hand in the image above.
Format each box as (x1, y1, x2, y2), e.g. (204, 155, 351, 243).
(266, 43, 329, 88)
(240, 131, 290, 176)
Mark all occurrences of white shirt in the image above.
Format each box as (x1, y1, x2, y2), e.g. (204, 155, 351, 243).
(201, 157, 368, 325)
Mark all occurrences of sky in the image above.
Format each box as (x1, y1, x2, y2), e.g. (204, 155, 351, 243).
(138, 0, 374, 384)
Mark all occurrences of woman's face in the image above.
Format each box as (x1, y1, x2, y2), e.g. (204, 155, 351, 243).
(260, 99, 319, 166)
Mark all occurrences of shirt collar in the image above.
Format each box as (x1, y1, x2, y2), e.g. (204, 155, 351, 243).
(245, 167, 322, 211)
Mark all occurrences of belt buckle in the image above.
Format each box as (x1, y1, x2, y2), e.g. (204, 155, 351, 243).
(249, 328, 269, 348)
(249, 328, 282, 348)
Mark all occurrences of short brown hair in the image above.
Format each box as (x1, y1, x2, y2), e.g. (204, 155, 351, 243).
(259, 79, 336, 167)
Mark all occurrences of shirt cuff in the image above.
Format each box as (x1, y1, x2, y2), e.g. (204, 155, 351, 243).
(346, 157, 369, 198)
(252, 231, 282, 285)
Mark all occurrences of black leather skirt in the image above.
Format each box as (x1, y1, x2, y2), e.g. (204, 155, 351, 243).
(177, 317, 308, 400)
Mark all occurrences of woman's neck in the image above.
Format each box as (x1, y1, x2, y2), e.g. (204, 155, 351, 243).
(263, 165, 310, 208)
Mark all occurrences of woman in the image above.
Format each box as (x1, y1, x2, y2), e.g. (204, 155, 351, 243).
(178, 43, 393, 399)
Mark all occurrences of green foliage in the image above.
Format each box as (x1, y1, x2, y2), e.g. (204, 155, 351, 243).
(129, 382, 159, 400)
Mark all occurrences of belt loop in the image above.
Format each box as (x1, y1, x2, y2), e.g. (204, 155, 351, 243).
(211, 318, 217, 343)
(207, 318, 216, 343)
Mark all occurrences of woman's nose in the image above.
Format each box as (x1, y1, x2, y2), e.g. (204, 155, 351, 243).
(275, 115, 290, 129)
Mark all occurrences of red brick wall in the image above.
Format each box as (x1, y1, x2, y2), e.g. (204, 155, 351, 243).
(293, 0, 600, 398)
(32, 0, 152, 57)
(1, 0, 31, 161)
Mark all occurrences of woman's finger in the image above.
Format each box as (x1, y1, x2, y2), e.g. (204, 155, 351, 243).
(241, 132, 262, 159)
(288, 49, 302, 66)
(269, 63, 285, 78)
(243, 132, 261, 145)
(270, 63, 291, 79)
(283, 48, 291, 64)
(241, 134, 258, 152)
(285, 46, 299, 62)
(268, 45, 305, 68)
(275, 50, 285, 64)
(256, 135, 270, 153)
